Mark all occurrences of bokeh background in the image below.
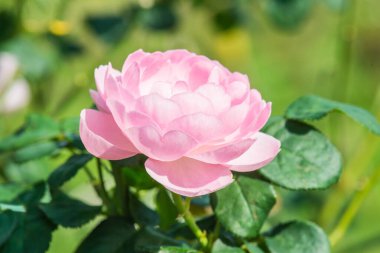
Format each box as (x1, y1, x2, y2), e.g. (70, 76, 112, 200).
(0, 0, 379, 252)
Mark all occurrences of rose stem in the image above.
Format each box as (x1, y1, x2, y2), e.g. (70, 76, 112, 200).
(329, 163, 380, 246)
(96, 158, 116, 215)
(171, 193, 208, 250)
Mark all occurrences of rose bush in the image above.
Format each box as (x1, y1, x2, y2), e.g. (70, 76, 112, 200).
(80, 49, 280, 196)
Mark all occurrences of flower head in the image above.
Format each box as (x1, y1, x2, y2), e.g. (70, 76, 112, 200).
(80, 49, 280, 196)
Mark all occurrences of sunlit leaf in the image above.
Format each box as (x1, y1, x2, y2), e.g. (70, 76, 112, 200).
(285, 95, 380, 135)
(12, 141, 59, 163)
(261, 117, 342, 190)
(213, 176, 276, 238)
(211, 240, 245, 253)
(264, 221, 330, 253)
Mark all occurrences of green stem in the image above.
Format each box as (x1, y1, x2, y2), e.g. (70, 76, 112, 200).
(112, 166, 128, 216)
(96, 159, 116, 214)
(172, 193, 208, 250)
(329, 165, 380, 246)
(83, 165, 115, 215)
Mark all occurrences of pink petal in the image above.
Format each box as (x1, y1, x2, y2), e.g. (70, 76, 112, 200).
(172, 81, 189, 95)
(127, 126, 198, 161)
(122, 49, 146, 72)
(168, 113, 226, 142)
(220, 102, 250, 133)
(149, 81, 173, 98)
(135, 93, 182, 127)
(94, 65, 107, 95)
(90, 90, 109, 113)
(145, 157, 233, 197)
(196, 84, 231, 114)
(166, 49, 193, 63)
(121, 62, 140, 96)
(103, 64, 121, 99)
(225, 80, 249, 105)
(171, 92, 215, 115)
(79, 109, 138, 160)
(227, 132, 280, 172)
(250, 102, 271, 133)
(188, 138, 254, 164)
(188, 56, 215, 90)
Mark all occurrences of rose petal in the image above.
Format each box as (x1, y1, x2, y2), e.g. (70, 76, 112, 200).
(122, 62, 140, 96)
(90, 90, 109, 113)
(122, 49, 146, 72)
(168, 113, 226, 142)
(145, 157, 233, 197)
(127, 126, 198, 161)
(227, 132, 280, 172)
(94, 65, 107, 95)
(135, 93, 182, 127)
(79, 109, 138, 160)
(171, 92, 214, 115)
(196, 84, 231, 114)
(188, 138, 254, 164)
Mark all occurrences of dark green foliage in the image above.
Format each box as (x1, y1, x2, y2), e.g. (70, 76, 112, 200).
(214, 176, 276, 238)
(264, 221, 330, 253)
(75, 217, 136, 253)
(156, 188, 178, 230)
(261, 117, 342, 190)
(48, 154, 93, 188)
(129, 193, 159, 226)
(39, 191, 101, 228)
(1, 93, 378, 252)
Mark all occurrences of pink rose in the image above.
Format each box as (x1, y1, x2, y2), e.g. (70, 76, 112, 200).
(80, 49, 280, 197)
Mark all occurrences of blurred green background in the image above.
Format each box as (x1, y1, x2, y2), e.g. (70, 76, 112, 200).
(0, 0, 379, 252)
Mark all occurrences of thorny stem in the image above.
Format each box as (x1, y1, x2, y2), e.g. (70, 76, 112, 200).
(329, 165, 380, 246)
(172, 193, 209, 251)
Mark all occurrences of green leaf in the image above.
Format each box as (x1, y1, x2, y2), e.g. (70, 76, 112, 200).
(264, 221, 330, 253)
(60, 117, 80, 134)
(75, 217, 136, 253)
(12, 141, 59, 163)
(0, 211, 18, 246)
(156, 188, 178, 230)
(214, 176, 276, 238)
(261, 117, 343, 190)
(112, 155, 157, 190)
(0, 114, 60, 152)
(245, 243, 264, 253)
(0, 183, 26, 202)
(211, 240, 245, 253)
(129, 193, 159, 226)
(14, 182, 48, 206)
(0, 203, 26, 213)
(134, 227, 183, 252)
(48, 154, 93, 188)
(168, 216, 216, 240)
(285, 95, 380, 135)
(159, 246, 200, 253)
(1, 208, 57, 253)
(39, 191, 101, 228)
